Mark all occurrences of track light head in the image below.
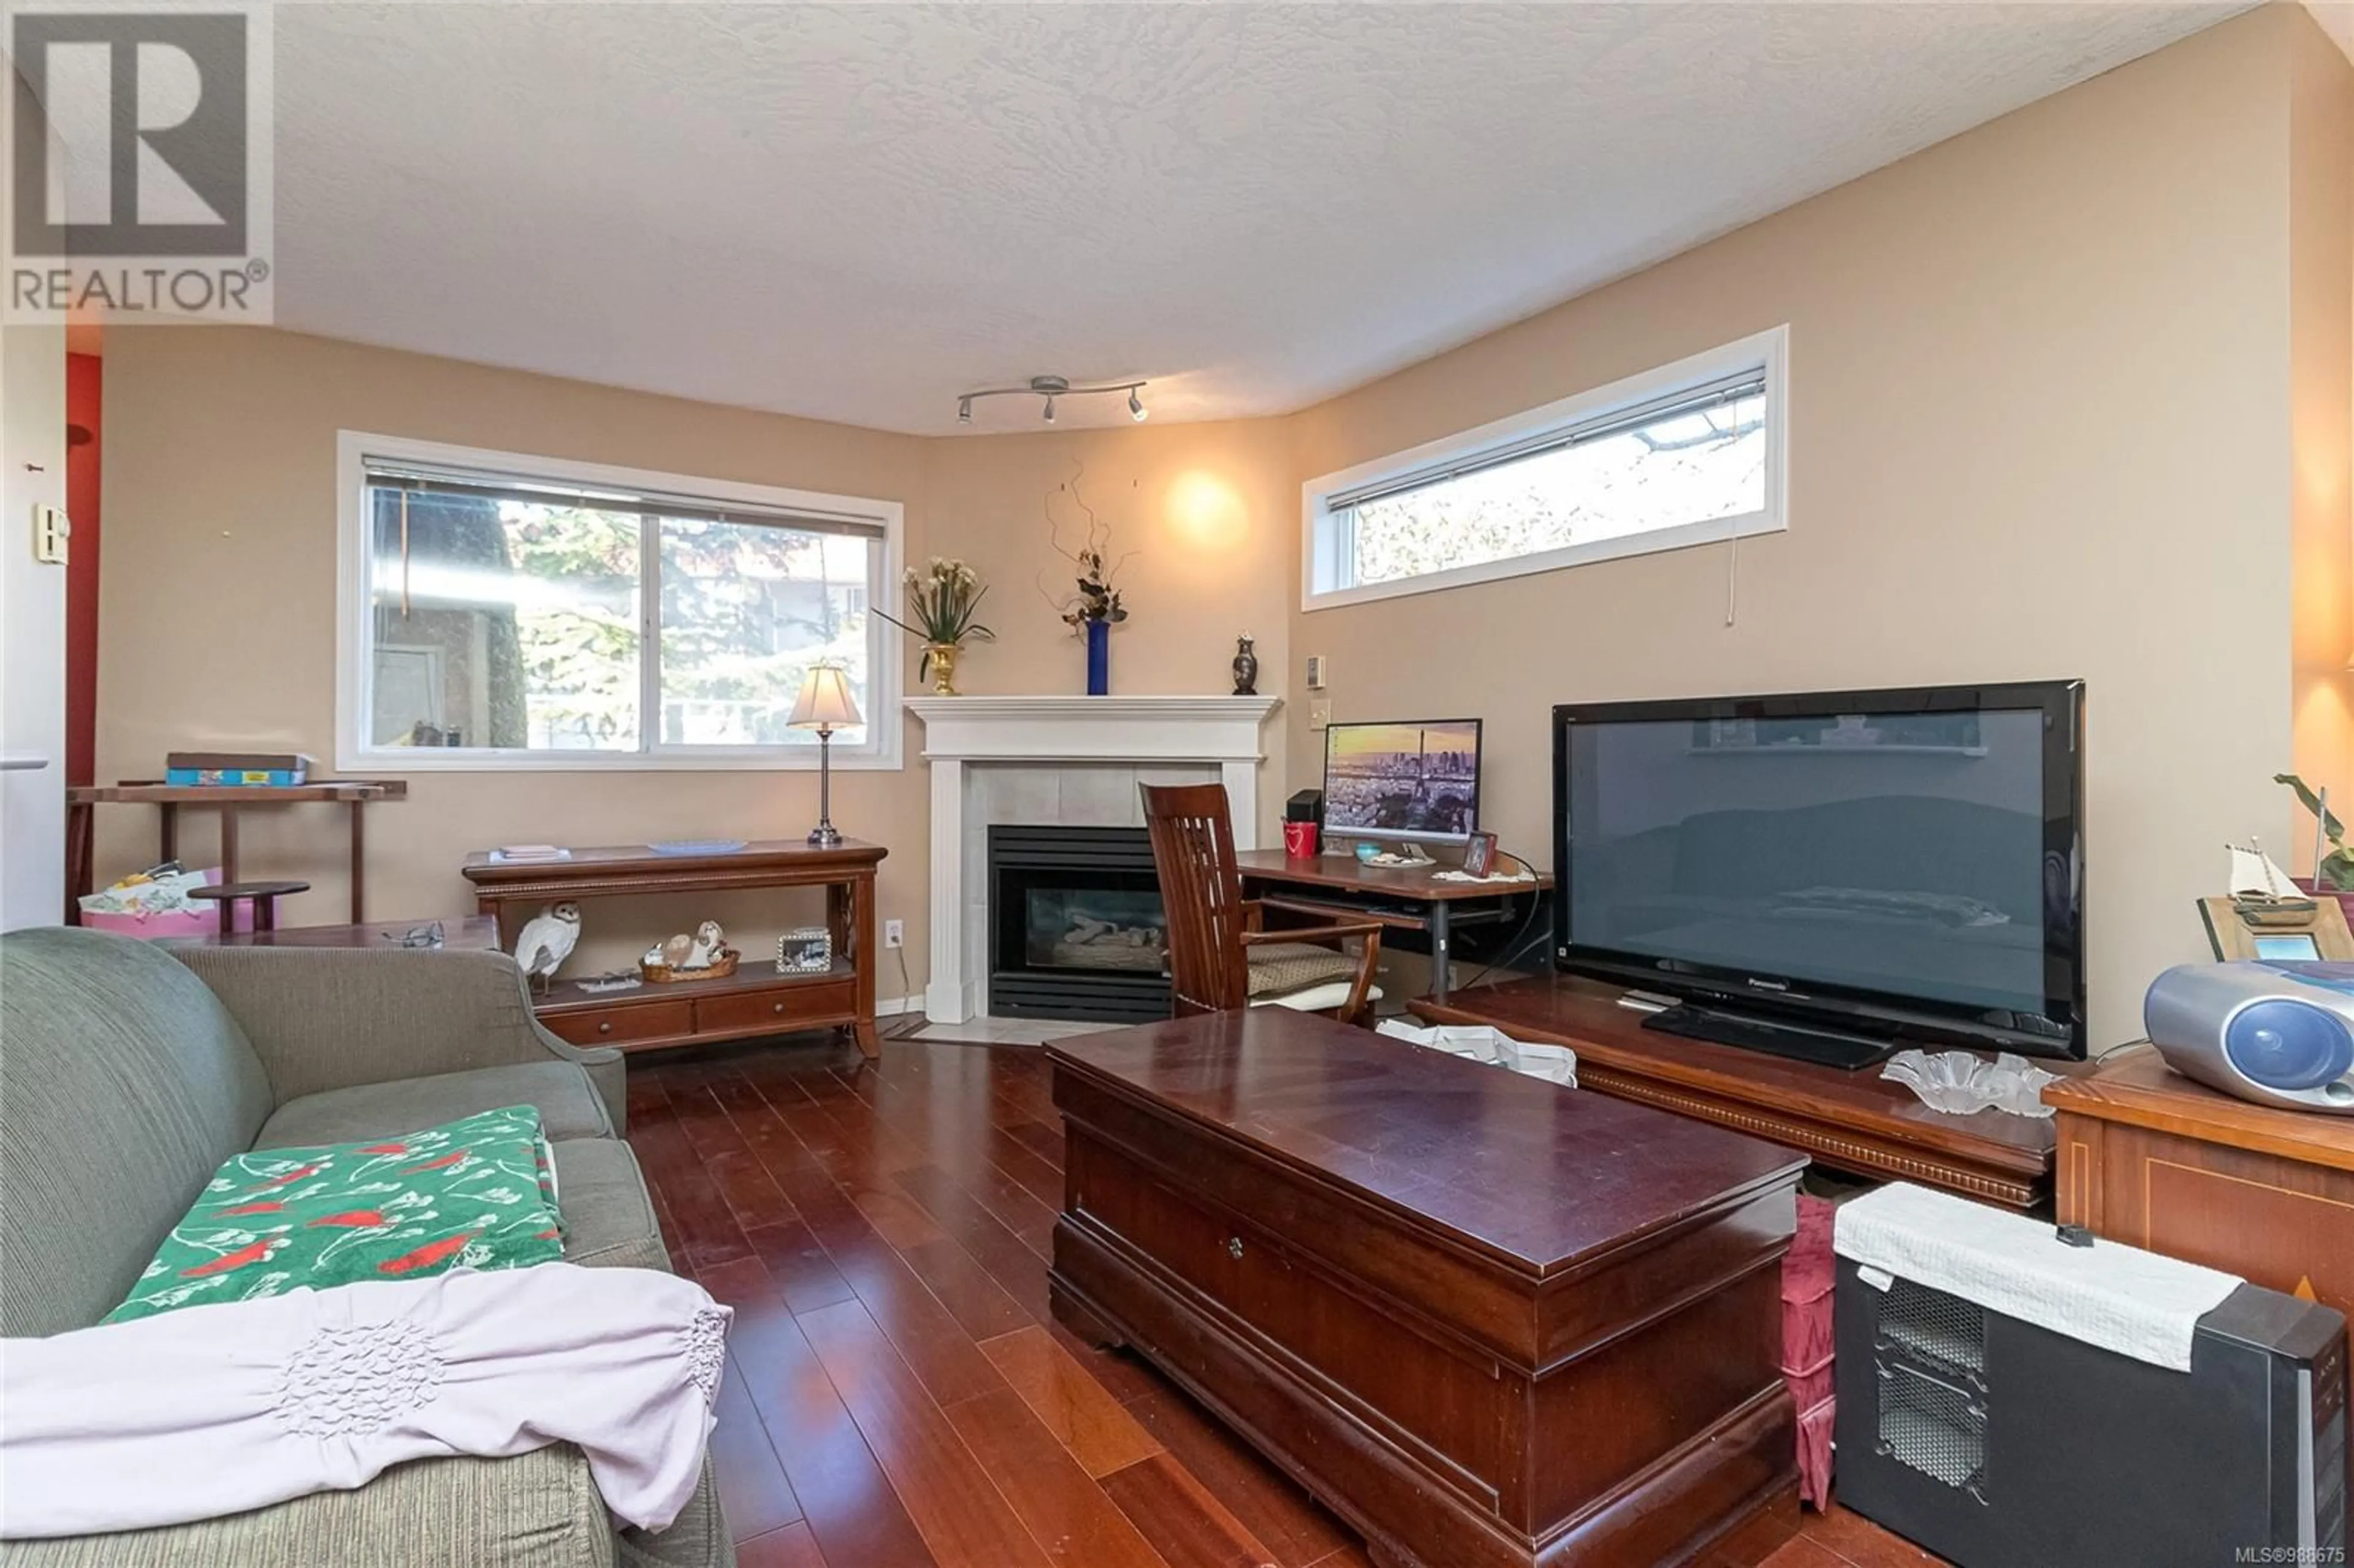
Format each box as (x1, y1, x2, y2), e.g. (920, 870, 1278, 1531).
(954, 375, 1146, 425)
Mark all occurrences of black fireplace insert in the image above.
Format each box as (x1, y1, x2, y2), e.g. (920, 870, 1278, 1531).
(988, 825, 1171, 1022)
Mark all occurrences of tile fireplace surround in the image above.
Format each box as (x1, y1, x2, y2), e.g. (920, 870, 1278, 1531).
(904, 696, 1282, 1024)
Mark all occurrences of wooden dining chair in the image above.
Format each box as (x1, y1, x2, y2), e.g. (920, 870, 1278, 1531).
(1141, 782, 1382, 1027)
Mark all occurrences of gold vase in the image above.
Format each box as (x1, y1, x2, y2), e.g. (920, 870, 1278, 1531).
(923, 642, 961, 696)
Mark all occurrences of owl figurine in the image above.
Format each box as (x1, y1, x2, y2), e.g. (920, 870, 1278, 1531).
(512, 902, 582, 996)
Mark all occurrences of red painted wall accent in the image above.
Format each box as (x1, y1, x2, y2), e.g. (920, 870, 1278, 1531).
(64, 352, 101, 788)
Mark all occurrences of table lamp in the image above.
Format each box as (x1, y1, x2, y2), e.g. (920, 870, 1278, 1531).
(788, 664, 861, 847)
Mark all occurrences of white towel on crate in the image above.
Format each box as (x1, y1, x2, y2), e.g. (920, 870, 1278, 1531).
(1832, 1182, 2242, 1372)
(1, 1263, 729, 1540)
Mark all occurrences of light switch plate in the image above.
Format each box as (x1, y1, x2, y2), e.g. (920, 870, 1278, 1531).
(32, 504, 68, 565)
(1308, 699, 1332, 731)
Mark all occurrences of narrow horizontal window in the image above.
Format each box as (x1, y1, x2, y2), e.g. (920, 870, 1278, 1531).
(1303, 327, 1787, 610)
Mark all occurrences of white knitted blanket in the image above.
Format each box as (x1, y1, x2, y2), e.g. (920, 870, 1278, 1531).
(1, 1263, 728, 1539)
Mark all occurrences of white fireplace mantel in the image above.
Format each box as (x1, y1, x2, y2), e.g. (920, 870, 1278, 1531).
(905, 695, 1282, 1022)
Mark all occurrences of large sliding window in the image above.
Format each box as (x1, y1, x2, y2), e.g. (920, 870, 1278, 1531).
(1303, 326, 1787, 609)
(338, 434, 901, 771)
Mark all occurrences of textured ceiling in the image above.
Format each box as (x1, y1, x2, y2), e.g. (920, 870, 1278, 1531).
(273, 3, 2245, 434)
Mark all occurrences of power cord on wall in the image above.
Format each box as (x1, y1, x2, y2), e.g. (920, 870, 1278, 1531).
(879, 945, 929, 1041)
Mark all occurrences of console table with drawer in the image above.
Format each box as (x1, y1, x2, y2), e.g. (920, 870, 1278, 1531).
(461, 839, 886, 1058)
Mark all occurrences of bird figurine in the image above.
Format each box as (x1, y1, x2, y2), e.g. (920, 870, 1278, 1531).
(512, 902, 582, 996)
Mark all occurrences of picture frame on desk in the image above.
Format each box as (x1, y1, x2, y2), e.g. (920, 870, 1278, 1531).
(2196, 894, 2354, 962)
(1462, 831, 1498, 878)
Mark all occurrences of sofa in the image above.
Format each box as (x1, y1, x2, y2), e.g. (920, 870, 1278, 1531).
(0, 927, 734, 1568)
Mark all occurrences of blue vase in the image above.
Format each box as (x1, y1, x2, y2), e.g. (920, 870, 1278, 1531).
(1085, 618, 1110, 695)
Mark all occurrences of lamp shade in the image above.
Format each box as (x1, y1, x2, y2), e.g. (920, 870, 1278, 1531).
(788, 664, 862, 730)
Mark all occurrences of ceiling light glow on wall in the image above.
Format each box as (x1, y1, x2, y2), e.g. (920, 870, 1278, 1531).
(954, 375, 1148, 427)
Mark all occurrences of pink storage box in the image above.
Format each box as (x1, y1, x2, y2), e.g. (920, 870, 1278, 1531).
(79, 869, 252, 940)
(1781, 1348, 1834, 1412)
(1781, 1193, 1836, 1368)
(1797, 1395, 1836, 1510)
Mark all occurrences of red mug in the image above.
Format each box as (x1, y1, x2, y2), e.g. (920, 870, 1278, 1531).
(1282, 820, 1319, 859)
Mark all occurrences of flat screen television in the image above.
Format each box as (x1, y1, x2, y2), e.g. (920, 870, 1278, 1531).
(1323, 718, 1482, 846)
(1552, 682, 2084, 1067)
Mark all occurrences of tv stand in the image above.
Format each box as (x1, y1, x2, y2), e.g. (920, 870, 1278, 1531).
(1643, 1002, 1900, 1072)
(1414, 974, 2073, 1210)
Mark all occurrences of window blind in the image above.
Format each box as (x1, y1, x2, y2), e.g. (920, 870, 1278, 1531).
(363, 457, 888, 539)
(1325, 366, 1767, 516)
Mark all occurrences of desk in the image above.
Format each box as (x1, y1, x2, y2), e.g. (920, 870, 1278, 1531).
(462, 839, 886, 1058)
(1232, 848, 1550, 1003)
(69, 778, 408, 923)
(1416, 974, 2065, 1211)
(1049, 1007, 1802, 1568)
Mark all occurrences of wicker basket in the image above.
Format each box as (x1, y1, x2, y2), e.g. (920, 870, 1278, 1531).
(640, 947, 740, 984)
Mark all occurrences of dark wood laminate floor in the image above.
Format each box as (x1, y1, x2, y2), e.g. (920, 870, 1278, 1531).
(631, 1035, 1949, 1568)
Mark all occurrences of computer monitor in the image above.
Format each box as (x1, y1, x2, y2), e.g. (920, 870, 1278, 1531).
(1322, 718, 1483, 845)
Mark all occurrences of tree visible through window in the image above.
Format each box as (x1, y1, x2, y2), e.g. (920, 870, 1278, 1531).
(1305, 329, 1786, 607)
(359, 455, 886, 759)
(1344, 391, 1764, 588)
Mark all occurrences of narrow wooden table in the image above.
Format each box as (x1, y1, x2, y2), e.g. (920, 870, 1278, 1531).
(1233, 848, 1552, 1001)
(2047, 1045, 2354, 1504)
(1048, 1007, 1806, 1568)
(461, 839, 886, 1058)
(193, 915, 503, 951)
(1417, 974, 2065, 1210)
(69, 778, 408, 923)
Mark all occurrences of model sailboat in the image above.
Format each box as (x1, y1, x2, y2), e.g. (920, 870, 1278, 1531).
(2226, 838, 2317, 924)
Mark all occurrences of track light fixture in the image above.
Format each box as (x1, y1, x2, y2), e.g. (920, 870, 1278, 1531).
(954, 375, 1148, 427)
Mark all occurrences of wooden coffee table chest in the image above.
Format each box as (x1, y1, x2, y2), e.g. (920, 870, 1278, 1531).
(1046, 1008, 1808, 1568)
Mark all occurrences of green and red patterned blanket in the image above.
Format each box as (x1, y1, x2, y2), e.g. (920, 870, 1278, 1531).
(107, 1105, 565, 1323)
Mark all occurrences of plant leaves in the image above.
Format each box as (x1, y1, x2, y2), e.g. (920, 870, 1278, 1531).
(2275, 774, 2345, 844)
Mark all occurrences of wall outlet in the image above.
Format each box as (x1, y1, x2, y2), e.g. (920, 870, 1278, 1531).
(884, 918, 905, 948)
(1308, 698, 1332, 731)
(1305, 654, 1328, 691)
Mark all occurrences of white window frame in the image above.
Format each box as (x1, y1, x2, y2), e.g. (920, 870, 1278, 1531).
(335, 430, 904, 773)
(1300, 325, 1789, 612)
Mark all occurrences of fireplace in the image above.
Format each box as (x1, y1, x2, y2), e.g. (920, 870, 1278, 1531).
(988, 825, 1171, 1022)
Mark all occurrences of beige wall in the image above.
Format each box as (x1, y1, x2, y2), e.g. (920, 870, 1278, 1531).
(2290, 5, 2354, 812)
(94, 9, 2347, 1046)
(93, 329, 1295, 981)
(921, 419, 1295, 715)
(1286, 8, 2310, 1050)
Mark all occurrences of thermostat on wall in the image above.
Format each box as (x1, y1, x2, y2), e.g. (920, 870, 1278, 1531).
(32, 504, 67, 565)
(1305, 655, 1327, 691)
